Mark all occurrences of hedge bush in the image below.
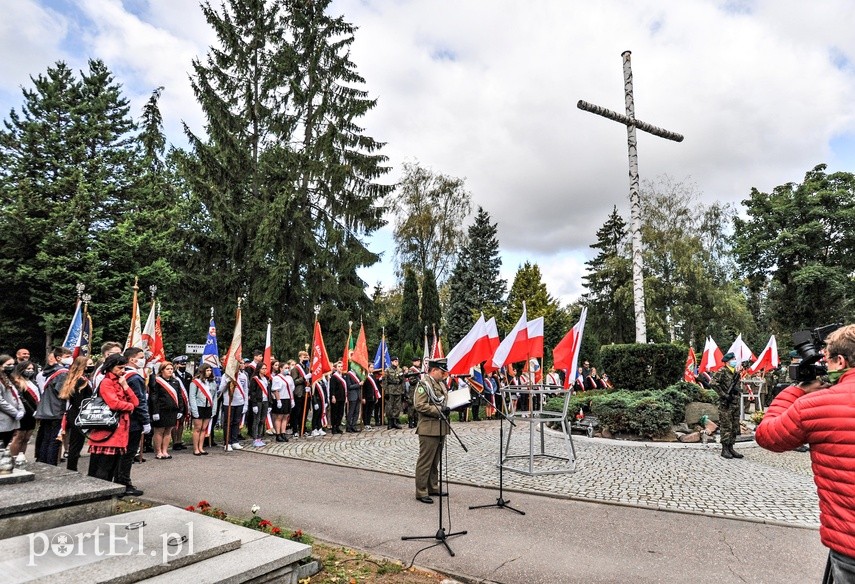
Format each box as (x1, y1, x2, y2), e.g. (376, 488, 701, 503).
(599, 343, 685, 391)
(544, 380, 716, 439)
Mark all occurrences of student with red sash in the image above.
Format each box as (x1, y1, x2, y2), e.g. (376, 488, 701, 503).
(271, 364, 294, 442)
(189, 363, 217, 455)
(219, 362, 248, 451)
(117, 347, 151, 495)
(248, 363, 271, 447)
(149, 361, 186, 459)
(362, 366, 382, 431)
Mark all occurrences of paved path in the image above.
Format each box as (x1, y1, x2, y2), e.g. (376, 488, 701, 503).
(132, 427, 828, 584)
(244, 421, 819, 527)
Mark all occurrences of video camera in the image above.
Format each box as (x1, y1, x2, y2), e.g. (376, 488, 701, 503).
(789, 323, 842, 382)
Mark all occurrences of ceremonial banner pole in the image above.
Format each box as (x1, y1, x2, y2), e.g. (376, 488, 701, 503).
(380, 326, 386, 425)
(301, 309, 319, 437)
(223, 297, 243, 452)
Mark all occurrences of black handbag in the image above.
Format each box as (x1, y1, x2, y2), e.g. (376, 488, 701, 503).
(75, 388, 119, 431)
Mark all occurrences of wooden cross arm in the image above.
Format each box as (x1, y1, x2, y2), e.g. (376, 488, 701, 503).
(577, 99, 684, 143)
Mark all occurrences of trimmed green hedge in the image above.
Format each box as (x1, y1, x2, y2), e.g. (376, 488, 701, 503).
(599, 343, 684, 391)
(545, 381, 717, 439)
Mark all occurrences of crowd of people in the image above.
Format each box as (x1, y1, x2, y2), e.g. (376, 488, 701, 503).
(0, 340, 613, 498)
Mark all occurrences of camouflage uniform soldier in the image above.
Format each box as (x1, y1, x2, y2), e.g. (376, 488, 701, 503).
(384, 357, 404, 429)
(713, 351, 744, 460)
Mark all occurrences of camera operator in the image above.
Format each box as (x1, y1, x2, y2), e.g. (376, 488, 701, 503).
(756, 324, 855, 582)
(713, 351, 744, 460)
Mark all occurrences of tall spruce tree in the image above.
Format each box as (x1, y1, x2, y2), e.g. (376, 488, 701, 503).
(400, 267, 421, 352)
(420, 269, 442, 350)
(183, 0, 390, 355)
(0, 60, 140, 354)
(582, 206, 633, 345)
(446, 254, 475, 346)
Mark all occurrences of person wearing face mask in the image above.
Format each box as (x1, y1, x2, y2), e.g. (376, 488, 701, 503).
(119, 348, 152, 489)
(756, 325, 855, 582)
(0, 355, 25, 449)
(149, 361, 185, 459)
(58, 356, 94, 472)
(9, 360, 40, 462)
(34, 347, 72, 465)
(712, 351, 744, 460)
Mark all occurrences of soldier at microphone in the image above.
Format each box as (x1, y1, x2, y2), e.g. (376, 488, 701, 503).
(414, 358, 450, 504)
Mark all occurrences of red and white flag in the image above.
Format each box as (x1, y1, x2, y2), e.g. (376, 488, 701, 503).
(491, 302, 529, 370)
(447, 315, 488, 375)
(749, 335, 779, 374)
(526, 316, 544, 359)
(310, 320, 332, 382)
(125, 282, 143, 350)
(553, 308, 587, 390)
(698, 336, 724, 374)
(149, 313, 166, 365)
(142, 302, 156, 352)
(263, 320, 272, 378)
(726, 334, 756, 364)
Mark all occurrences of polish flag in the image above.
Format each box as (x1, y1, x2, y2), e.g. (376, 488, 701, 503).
(726, 334, 756, 364)
(481, 318, 501, 373)
(263, 320, 272, 378)
(149, 313, 166, 365)
(447, 315, 488, 375)
(223, 307, 242, 384)
(553, 308, 587, 390)
(526, 317, 544, 358)
(748, 335, 779, 374)
(698, 336, 724, 373)
(492, 303, 529, 370)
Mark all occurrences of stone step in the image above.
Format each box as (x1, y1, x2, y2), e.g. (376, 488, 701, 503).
(0, 506, 241, 583)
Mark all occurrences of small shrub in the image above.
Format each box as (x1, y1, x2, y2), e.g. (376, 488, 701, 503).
(657, 386, 693, 424)
(625, 396, 674, 438)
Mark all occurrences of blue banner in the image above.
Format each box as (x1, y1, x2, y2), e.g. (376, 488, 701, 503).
(202, 317, 222, 379)
(372, 339, 391, 370)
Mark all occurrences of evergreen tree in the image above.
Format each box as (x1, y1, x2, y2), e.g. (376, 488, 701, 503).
(502, 262, 569, 364)
(420, 269, 442, 350)
(582, 206, 633, 345)
(399, 267, 421, 352)
(446, 254, 475, 346)
(182, 0, 390, 356)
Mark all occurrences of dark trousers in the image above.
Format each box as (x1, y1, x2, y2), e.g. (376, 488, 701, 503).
(65, 425, 88, 472)
(225, 405, 242, 444)
(0, 431, 14, 448)
(35, 419, 62, 465)
(251, 402, 268, 440)
(311, 400, 323, 431)
(88, 452, 120, 482)
(291, 394, 307, 435)
(469, 395, 481, 421)
(346, 399, 360, 430)
(362, 399, 375, 426)
(830, 549, 855, 584)
(331, 400, 345, 430)
(372, 400, 383, 426)
(114, 427, 142, 486)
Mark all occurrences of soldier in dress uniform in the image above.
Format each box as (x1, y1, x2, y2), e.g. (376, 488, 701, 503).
(384, 356, 404, 429)
(404, 357, 421, 428)
(414, 358, 450, 504)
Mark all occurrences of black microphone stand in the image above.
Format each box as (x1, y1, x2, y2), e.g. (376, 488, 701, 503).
(402, 393, 468, 557)
(467, 365, 525, 515)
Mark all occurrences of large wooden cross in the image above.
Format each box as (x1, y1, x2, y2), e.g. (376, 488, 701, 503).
(578, 50, 683, 344)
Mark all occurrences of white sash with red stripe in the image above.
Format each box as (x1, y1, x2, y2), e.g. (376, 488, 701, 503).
(154, 377, 180, 407)
(367, 375, 381, 399)
(24, 380, 40, 404)
(274, 374, 293, 400)
(192, 379, 213, 406)
(254, 377, 269, 400)
(43, 368, 68, 390)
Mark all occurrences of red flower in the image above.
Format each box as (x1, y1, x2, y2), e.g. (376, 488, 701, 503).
(271, 527, 282, 535)
(185, 506, 196, 512)
(259, 520, 272, 528)
(291, 529, 303, 539)
(198, 500, 211, 509)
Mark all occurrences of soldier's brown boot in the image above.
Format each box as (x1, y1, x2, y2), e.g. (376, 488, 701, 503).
(728, 445, 744, 459)
(721, 445, 734, 459)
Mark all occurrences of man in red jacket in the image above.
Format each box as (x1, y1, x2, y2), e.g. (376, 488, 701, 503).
(756, 324, 855, 583)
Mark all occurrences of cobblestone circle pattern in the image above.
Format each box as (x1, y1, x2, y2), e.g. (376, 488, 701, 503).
(247, 421, 819, 527)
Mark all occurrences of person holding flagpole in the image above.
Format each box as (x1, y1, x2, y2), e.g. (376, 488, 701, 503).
(290, 351, 311, 438)
(249, 362, 271, 447)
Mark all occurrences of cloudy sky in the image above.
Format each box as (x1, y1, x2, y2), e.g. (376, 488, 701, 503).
(3, 0, 855, 304)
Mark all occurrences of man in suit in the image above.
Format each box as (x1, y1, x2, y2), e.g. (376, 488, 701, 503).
(413, 358, 450, 504)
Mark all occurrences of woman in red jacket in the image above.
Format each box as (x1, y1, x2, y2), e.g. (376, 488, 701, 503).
(87, 354, 139, 482)
(756, 324, 855, 582)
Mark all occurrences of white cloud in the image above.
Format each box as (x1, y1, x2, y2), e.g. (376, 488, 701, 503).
(4, 0, 855, 304)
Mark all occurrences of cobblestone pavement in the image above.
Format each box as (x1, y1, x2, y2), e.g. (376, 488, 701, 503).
(247, 420, 819, 528)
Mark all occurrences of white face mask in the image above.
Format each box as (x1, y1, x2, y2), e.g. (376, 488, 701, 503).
(134, 358, 146, 368)
(60, 357, 73, 366)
